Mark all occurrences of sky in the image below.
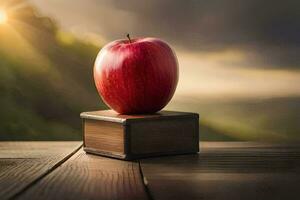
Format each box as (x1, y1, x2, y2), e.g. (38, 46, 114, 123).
(28, 0, 300, 99)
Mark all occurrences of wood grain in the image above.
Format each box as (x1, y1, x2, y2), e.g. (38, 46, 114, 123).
(0, 142, 81, 200)
(17, 149, 149, 200)
(82, 110, 199, 159)
(84, 119, 124, 154)
(140, 142, 300, 200)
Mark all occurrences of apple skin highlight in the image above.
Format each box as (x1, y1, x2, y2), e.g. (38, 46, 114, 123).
(94, 37, 179, 114)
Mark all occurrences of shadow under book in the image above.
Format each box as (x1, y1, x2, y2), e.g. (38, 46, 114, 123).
(80, 110, 199, 160)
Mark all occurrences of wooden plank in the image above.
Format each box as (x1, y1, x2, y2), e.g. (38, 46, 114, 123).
(81, 109, 198, 123)
(17, 149, 149, 200)
(0, 142, 81, 200)
(140, 142, 300, 200)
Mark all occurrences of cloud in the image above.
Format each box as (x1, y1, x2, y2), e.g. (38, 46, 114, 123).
(29, 0, 300, 68)
(107, 0, 300, 68)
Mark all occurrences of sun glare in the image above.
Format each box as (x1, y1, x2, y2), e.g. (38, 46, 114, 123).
(0, 9, 7, 24)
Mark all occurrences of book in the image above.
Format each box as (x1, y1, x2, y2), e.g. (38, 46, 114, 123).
(80, 110, 199, 160)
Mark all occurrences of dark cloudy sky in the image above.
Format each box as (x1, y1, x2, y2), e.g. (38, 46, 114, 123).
(29, 0, 300, 98)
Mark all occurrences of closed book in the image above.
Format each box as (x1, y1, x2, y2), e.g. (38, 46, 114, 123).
(80, 110, 199, 160)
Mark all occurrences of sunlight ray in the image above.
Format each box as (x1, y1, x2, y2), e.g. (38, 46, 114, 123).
(0, 21, 55, 75)
(0, 8, 7, 24)
(6, 1, 29, 12)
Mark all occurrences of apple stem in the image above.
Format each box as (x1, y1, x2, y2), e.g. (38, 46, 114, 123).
(126, 33, 132, 43)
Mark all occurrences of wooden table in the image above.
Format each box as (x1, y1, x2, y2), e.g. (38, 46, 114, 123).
(1, 142, 300, 200)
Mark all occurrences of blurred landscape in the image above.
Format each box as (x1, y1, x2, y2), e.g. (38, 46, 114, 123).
(167, 96, 300, 142)
(0, 0, 299, 141)
(0, 1, 106, 140)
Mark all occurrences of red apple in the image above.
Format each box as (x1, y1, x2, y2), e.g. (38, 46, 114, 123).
(94, 35, 178, 114)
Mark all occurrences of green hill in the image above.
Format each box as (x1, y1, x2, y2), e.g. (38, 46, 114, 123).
(0, 4, 106, 140)
(167, 96, 300, 142)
